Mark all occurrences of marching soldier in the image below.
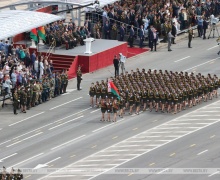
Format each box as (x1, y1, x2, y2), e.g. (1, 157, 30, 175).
(89, 83, 95, 107)
(112, 99, 119, 122)
(16, 169, 23, 180)
(100, 99, 107, 121)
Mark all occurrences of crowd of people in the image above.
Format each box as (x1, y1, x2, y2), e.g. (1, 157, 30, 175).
(87, 0, 220, 47)
(89, 68, 219, 121)
(0, 42, 68, 114)
(44, 20, 90, 50)
(0, 167, 23, 180)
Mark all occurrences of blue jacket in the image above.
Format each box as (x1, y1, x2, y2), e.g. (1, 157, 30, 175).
(139, 29, 144, 38)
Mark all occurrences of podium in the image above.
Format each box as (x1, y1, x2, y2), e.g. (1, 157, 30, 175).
(84, 38, 94, 54)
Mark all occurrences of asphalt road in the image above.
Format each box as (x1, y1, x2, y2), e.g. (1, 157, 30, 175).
(0, 29, 220, 180)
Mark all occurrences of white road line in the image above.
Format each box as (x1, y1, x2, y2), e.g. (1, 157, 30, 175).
(83, 159, 110, 162)
(208, 171, 219, 177)
(183, 57, 219, 72)
(54, 107, 91, 123)
(54, 109, 88, 123)
(13, 123, 53, 140)
(90, 109, 100, 113)
(207, 45, 218, 50)
(45, 157, 61, 164)
(92, 119, 124, 133)
(9, 112, 45, 126)
(0, 128, 2, 131)
(49, 116, 83, 130)
(6, 132, 43, 147)
(0, 153, 17, 162)
(0, 140, 11, 146)
(174, 56, 191, 62)
(50, 97, 82, 110)
(157, 168, 170, 174)
(40, 99, 220, 180)
(12, 153, 44, 167)
(197, 149, 208, 155)
(51, 135, 86, 150)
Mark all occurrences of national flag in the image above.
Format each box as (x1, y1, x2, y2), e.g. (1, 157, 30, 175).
(30, 28, 38, 43)
(38, 26, 46, 41)
(108, 80, 120, 99)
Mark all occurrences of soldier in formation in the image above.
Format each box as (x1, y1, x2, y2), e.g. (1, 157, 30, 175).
(89, 69, 219, 119)
(0, 167, 23, 180)
(12, 71, 68, 115)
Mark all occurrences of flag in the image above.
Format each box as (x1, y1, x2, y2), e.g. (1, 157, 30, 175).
(108, 80, 120, 99)
(38, 26, 46, 41)
(30, 29, 38, 43)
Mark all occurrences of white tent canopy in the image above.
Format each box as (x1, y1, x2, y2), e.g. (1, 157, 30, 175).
(0, 10, 62, 40)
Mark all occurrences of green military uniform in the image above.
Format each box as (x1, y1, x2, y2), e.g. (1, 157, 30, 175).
(13, 90, 19, 115)
(188, 27, 193, 48)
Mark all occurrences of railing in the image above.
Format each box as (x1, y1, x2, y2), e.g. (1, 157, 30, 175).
(85, 11, 142, 39)
(46, 39, 56, 59)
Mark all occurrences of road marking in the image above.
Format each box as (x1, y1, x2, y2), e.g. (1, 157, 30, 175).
(91, 145, 97, 149)
(149, 163, 155, 166)
(51, 135, 86, 150)
(207, 45, 218, 50)
(40, 99, 220, 180)
(49, 116, 84, 130)
(70, 155, 76, 158)
(210, 135, 215, 138)
(157, 168, 170, 174)
(12, 153, 44, 167)
(92, 119, 124, 133)
(90, 109, 100, 113)
(128, 173, 133, 176)
(0, 153, 17, 162)
(0, 128, 2, 131)
(133, 128, 138, 131)
(0, 140, 11, 146)
(190, 144, 196, 147)
(9, 112, 45, 126)
(170, 153, 176, 157)
(197, 149, 208, 155)
(54, 108, 91, 123)
(183, 57, 219, 72)
(112, 136, 118, 139)
(25, 175, 32, 179)
(49, 97, 82, 110)
(174, 56, 191, 62)
(208, 171, 219, 177)
(152, 120, 158, 122)
(7, 132, 43, 147)
(46, 157, 61, 164)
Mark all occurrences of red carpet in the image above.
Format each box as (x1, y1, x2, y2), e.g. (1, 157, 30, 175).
(127, 47, 150, 58)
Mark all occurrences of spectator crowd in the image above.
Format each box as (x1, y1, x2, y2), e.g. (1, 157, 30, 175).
(0, 40, 68, 114)
(86, 0, 220, 45)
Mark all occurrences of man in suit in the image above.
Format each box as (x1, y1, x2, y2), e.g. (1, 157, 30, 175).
(139, 25, 145, 48)
(119, 24, 125, 41)
(171, 22, 177, 44)
(148, 25, 153, 48)
(104, 20, 111, 39)
(203, 18, 208, 39)
(129, 25, 135, 47)
(113, 55, 119, 77)
(149, 28, 158, 51)
(77, 65, 82, 90)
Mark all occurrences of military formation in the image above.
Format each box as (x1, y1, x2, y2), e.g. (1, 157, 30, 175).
(13, 71, 68, 115)
(89, 69, 219, 121)
(0, 167, 23, 180)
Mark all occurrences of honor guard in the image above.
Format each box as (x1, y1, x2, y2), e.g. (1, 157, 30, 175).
(77, 65, 82, 91)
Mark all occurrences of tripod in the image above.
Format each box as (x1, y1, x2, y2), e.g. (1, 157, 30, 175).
(208, 24, 219, 39)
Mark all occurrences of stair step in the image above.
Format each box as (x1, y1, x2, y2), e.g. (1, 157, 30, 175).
(51, 60, 74, 63)
(51, 56, 75, 60)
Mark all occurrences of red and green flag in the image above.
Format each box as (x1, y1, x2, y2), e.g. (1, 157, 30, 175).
(38, 26, 46, 41)
(30, 28, 38, 43)
(108, 80, 120, 99)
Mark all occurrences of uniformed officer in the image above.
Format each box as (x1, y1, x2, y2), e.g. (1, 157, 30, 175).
(13, 88, 19, 115)
(77, 65, 82, 90)
(188, 24, 194, 48)
(20, 86, 27, 113)
(112, 99, 119, 122)
(89, 82, 95, 107)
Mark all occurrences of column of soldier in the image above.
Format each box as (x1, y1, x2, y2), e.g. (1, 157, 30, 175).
(13, 71, 68, 115)
(89, 69, 219, 121)
(0, 166, 23, 180)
